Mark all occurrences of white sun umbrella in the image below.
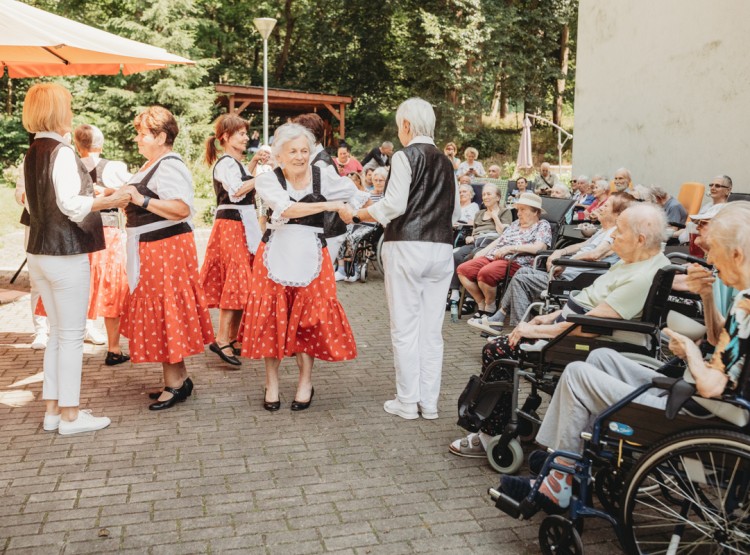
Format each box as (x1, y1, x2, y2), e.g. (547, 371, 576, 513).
(516, 115, 533, 171)
(0, 0, 194, 78)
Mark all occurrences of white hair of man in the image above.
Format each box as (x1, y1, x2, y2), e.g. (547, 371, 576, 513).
(615, 167, 632, 182)
(648, 185, 670, 201)
(270, 123, 315, 161)
(459, 183, 474, 194)
(396, 97, 436, 138)
(381, 141, 394, 149)
(578, 175, 590, 185)
(89, 125, 105, 150)
(621, 203, 667, 251)
(373, 167, 389, 180)
(594, 179, 609, 192)
(632, 184, 655, 203)
(551, 184, 571, 198)
(708, 201, 750, 256)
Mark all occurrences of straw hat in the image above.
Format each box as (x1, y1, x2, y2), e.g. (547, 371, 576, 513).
(515, 192, 543, 210)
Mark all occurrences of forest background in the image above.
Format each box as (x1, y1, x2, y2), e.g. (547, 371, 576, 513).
(0, 0, 578, 193)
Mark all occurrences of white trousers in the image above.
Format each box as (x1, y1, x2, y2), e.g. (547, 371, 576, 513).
(382, 241, 453, 410)
(24, 226, 48, 334)
(27, 253, 90, 407)
(327, 233, 347, 265)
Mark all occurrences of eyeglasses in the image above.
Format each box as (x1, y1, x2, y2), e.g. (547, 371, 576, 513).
(709, 183, 730, 188)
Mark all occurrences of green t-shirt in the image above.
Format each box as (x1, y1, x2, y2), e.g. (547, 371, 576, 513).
(574, 253, 671, 320)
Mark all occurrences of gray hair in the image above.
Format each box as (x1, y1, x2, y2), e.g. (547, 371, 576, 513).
(89, 125, 104, 150)
(578, 175, 590, 185)
(381, 141, 394, 149)
(648, 185, 669, 200)
(594, 179, 609, 192)
(395, 97, 435, 139)
(270, 123, 315, 161)
(713, 174, 733, 189)
(615, 167, 632, 182)
(464, 146, 479, 159)
(620, 203, 667, 251)
(708, 201, 750, 257)
(551, 184, 571, 198)
(372, 167, 389, 180)
(459, 183, 474, 194)
(482, 183, 501, 198)
(631, 184, 655, 203)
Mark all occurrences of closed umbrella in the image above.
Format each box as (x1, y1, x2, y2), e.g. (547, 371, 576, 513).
(516, 116, 533, 171)
(0, 0, 193, 78)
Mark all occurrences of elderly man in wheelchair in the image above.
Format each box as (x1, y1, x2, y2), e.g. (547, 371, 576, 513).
(451, 203, 672, 462)
(493, 201, 750, 554)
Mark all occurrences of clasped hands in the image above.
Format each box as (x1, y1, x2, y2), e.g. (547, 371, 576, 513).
(336, 202, 357, 224)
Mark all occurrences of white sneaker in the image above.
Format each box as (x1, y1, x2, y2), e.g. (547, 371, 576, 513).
(31, 332, 48, 350)
(383, 398, 419, 420)
(334, 270, 347, 282)
(43, 413, 61, 431)
(84, 325, 106, 345)
(344, 274, 359, 283)
(417, 403, 438, 420)
(58, 410, 111, 435)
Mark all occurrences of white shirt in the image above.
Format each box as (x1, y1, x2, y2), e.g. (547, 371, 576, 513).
(367, 136, 462, 227)
(128, 152, 195, 219)
(256, 166, 369, 225)
(80, 154, 132, 189)
(457, 160, 486, 178)
(214, 155, 251, 203)
(19, 131, 93, 223)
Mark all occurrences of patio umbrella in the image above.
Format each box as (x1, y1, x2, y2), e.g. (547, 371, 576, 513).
(0, 0, 194, 78)
(516, 115, 533, 171)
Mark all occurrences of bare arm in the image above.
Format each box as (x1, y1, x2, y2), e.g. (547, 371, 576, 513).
(122, 185, 190, 221)
(685, 263, 725, 345)
(664, 329, 729, 398)
(284, 200, 344, 219)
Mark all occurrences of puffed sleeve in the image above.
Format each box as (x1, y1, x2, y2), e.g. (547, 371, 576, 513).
(320, 165, 370, 208)
(214, 156, 249, 202)
(147, 155, 195, 219)
(101, 160, 132, 189)
(255, 171, 292, 224)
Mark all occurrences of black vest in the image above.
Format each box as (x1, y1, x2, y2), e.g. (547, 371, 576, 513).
(88, 157, 120, 228)
(123, 155, 192, 243)
(213, 155, 255, 221)
(262, 166, 327, 245)
(383, 143, 455, 244)
(312, 148, 347, 238)
(25, 138, 105, 256)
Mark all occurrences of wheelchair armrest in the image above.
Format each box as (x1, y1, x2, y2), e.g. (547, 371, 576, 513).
(533, 250, 555, 269)
(565, 314, 658, 334)
(553, 259, 611, 270)
(667, 251, 712, 269)
(668, 221, 686, 230)
(651, 376, 678, 390)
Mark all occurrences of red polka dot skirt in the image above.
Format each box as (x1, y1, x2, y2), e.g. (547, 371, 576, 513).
(121, 232, 215, 364)
(87, 226, 128, 319)
(199, 218, 254, 310)
(238, 242, 357, 362)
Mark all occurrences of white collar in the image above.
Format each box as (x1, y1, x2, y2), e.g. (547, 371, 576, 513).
(406, 135, 435, 147)
(34, 131, 71, 146)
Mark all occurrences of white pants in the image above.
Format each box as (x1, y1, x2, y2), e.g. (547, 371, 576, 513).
(327, 233, 347, 265)
(27, 253, 90, 407)
(382, 241, 453, 410)
(24, 226, 48, 334)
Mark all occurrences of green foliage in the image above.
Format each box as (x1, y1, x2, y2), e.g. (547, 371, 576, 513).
(459, 128, 518, 158)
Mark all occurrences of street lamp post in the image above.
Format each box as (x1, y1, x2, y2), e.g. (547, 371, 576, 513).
(253, 17, 277, 146)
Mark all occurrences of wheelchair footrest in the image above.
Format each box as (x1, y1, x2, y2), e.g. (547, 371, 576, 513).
(488, 488, 538, 520)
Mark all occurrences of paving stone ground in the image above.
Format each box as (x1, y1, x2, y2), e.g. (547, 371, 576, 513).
(0, 230, 620, 554)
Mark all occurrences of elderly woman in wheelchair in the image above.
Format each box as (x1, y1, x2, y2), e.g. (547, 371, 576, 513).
(493, 201, 750, 554)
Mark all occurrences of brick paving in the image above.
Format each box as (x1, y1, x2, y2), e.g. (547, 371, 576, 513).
(0, 235, 620, 554)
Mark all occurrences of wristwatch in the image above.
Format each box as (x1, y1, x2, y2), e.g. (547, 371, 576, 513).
(352, 215, 361, 224)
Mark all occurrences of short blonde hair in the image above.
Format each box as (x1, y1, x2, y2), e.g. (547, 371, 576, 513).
(22, 83, 73, 134)
(464, 147, 479, 159)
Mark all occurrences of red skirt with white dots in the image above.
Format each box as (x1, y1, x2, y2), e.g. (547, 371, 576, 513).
(121, 232, 215, 364)
(238, 242, 357, 362)
(87, 226, 128, 319)
(199, 218, 254, 310)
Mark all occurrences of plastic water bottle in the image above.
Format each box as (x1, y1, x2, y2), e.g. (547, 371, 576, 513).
(450, 300, 459, 323)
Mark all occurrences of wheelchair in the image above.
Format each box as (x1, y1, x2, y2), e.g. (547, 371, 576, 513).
(341, 223, 384, 282)
(457, 264, 685, 474)
(488, 354, 750, 554)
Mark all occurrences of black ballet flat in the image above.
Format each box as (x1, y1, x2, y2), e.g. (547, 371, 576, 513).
(148, 385, 187, 411)
(149, 378, 193, 401)
(263, 388, 281, 412)
(105, 352, 131, 366)
(210, 342, 242, 366)
(291, 388, 315, 411)
(229, 340, 242, 356)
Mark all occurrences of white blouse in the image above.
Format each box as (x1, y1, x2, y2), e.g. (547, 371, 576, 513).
(256, 165, 369, 224)
(214, 155, 251, 203)
(80, 154, 132, 189)
(457, 160, 486, 178)
(129, 152, 195, 219)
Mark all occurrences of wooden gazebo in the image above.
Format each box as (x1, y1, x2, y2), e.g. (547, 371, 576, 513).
(215, 84, 353, 144)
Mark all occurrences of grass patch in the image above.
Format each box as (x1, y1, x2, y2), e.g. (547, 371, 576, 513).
(0, 188, 24, 237)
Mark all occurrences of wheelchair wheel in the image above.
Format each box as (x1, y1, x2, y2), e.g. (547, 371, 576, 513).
(594, 465, 625, 516)
(620, 428, 750, 554)
(360, 263, 367, 283)
(486, 436, 524, 474)
(539, 515, 584, 555)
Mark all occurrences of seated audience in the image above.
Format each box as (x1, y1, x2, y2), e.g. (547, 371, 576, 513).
(450, 203, 670, 460)
(363, 167, 374, 190)
(456, 193, 551, 316)
(335, 144, 363, 176)
(508, 176, 530, 202)
(550, 184, 571, 199)
(500, 202, 750, 510)
(532, 162, 560, 195)
(612, 167, 632, 191)
(369, 167, 387, 203)
(457, 147, 486, 178)
(703, 174, 733, 209)
(583, 179, 609, 220)
(457, 183, 480, 225)
(449, 185, 514, 303)
(650, 185, 687, 225)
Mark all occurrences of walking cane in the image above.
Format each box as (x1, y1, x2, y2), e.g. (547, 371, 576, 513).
(10, 258, 27, 284)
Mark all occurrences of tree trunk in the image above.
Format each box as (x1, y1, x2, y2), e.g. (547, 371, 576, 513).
(6, 78, 11, 116)
(275, 0, 295, 81)
(554, 23, 570, 126)
(500, 83, 508, 119)
(489, 73, 502, 119)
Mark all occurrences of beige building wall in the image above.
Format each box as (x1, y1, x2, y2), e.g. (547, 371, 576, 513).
(573, 0, 750, 194)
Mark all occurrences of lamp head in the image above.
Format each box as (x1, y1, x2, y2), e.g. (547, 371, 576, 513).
(253, 18, 277, 39)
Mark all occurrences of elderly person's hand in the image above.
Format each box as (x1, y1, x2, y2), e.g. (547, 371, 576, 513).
(338, 203, 355, 223)
(109, 188, 132, 209)
(663, 328, 702, 361)
(684, 263, 715, 297)
(121, 185, 143, 206)
(508, 321, 535, 348)
(465, 235, 475, 245)
(546, 249, 565, 271)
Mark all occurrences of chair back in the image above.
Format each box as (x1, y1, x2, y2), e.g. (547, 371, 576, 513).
(470, 183, 484, 207)
(729, 192, 750, 203)
(677, 182, 705, 218)
(506, 180, 535, 200)
(541, 197, 576, 244)
(640, 264, 683, 326)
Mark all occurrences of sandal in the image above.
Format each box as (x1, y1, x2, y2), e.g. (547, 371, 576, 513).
(229, 339, 242, 357)
(448, 433, 486, 458)
(209, 342, 241, 366)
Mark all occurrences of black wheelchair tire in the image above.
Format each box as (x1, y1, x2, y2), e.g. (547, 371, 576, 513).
(539, 515, 584, 555)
